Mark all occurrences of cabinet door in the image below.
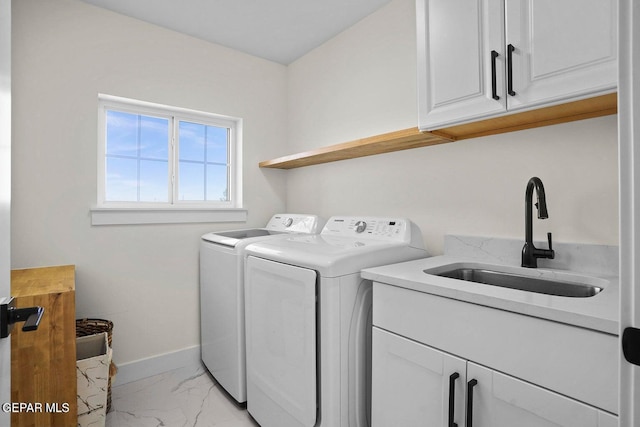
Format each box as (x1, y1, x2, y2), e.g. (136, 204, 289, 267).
(417, 0, 506, 130)
(466, 362, 609, 427)
(372, 328, 466, 427)
(505, 0, 617, 111)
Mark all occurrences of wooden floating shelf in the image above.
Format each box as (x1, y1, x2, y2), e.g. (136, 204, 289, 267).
(259, 93, 617, 170)
(258, 127, 452, 169)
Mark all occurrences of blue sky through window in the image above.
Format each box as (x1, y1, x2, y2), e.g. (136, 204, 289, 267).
(105, 110, 170, 202)
(178, 121, 229, 201)
(105, 110, 229, 203)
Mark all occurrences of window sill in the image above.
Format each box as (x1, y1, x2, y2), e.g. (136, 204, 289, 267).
(90, 206, 248, 226)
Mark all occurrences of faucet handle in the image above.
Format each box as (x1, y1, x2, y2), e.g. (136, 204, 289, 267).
(547, 232, 555, 259)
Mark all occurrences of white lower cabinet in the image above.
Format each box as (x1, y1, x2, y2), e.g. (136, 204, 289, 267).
(372, 328, 465, 427)
(372, 327, 618, 427)
(467, 362, 617, 427)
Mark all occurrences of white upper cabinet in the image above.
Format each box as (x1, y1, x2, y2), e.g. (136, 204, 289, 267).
(417, 0, 618, 130)
(506, 0, 618, 111)
(417, 0, 506, 128)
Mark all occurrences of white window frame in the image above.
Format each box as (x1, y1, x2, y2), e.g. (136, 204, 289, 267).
(92, 94, 246, 225)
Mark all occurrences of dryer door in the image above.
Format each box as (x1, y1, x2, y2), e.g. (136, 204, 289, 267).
(245, 256, 317, 427)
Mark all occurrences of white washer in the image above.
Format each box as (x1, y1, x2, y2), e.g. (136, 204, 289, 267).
(200, 214, 323, 403)
(244, 216, 429, 427)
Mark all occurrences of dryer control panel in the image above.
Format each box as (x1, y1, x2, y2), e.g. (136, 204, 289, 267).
(321, 216, 415, 242)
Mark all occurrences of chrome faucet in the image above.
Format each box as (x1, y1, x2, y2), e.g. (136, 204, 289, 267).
(522, 177, 555, 268)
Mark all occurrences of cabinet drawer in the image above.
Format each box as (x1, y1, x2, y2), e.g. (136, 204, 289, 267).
(373, 282, 618, 414)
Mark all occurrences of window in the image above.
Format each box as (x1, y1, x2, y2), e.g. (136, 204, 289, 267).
(93, 95, 245, 225)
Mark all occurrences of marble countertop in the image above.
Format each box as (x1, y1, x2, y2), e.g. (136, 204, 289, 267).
(362, 236, 620, 335)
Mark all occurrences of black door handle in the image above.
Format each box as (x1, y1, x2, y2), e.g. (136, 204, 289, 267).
(14, 306, 44, 332)
(507, 44, 516, 96)
(623, 327, 640, 365)
(448, 372, 460, 427)
(0, 297, 45, 338)
(491, 50, 500, 100)
(466, 379, 478, 427)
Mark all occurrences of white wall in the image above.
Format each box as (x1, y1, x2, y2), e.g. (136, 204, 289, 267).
(10, 0, 619, 371)
(286, 0, 619, 255)
(11, 0, 288, 364)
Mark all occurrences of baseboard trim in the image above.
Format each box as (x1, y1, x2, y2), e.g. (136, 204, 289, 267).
(113, 345, 202, 386)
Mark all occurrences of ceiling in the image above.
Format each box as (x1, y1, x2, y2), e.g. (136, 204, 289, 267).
(79, 0, 392, 65)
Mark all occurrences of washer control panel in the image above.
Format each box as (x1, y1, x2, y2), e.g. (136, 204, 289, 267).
(266, 214, 323, 233)
(354, 221, 367, 233)
(321, 216, 412, 241)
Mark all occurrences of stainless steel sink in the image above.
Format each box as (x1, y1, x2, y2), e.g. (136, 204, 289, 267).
(432, 267, 603, 298)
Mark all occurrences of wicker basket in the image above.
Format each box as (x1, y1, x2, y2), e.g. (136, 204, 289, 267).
(76, 318, 116, 413)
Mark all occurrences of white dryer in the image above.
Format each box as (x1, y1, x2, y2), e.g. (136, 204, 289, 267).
(200, 214, 323, 403)
(244, 216, 428, 427)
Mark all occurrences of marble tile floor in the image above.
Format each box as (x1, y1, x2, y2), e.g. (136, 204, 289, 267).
(106, 364, 259, 427)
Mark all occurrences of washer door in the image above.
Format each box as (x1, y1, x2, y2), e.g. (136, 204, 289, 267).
(245, 256, 317, 427)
